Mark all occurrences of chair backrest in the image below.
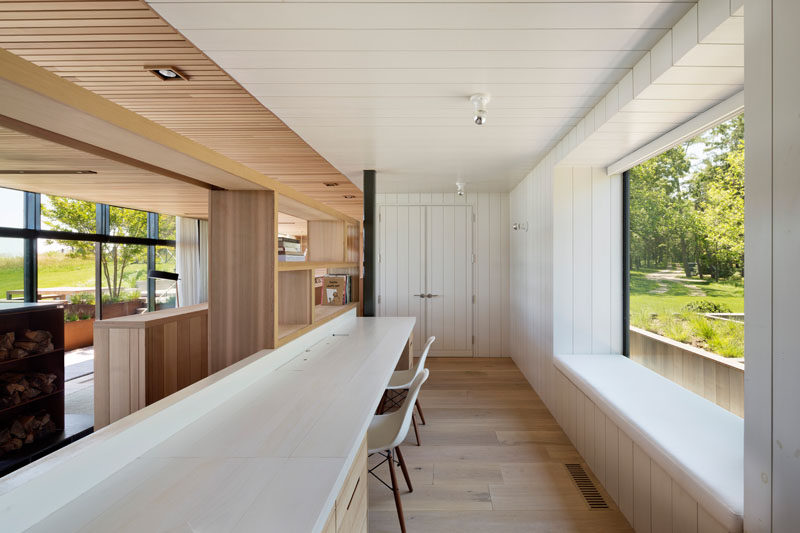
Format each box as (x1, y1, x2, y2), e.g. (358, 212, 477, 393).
(411, 336, 436, 377)
(388, 368, 429, 450)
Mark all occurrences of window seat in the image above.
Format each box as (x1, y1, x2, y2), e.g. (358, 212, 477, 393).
(554, 353, 743, 532)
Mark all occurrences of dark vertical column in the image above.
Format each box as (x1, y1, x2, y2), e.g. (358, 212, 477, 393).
(622, 170, 630, 356)
(23, 192, 40, 302)
(95, 203, 110, 320)
(146, 212, 158, 311)
(363, 169, 376, 316)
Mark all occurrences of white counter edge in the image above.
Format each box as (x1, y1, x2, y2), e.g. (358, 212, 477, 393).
(0, 309, 358, 533)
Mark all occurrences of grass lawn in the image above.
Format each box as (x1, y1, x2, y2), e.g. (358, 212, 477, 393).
(0, 252, 150, 299)
(630, 268, 744, 358)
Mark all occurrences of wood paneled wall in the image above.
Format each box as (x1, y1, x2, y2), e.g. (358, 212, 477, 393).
(630, 327, 744, 417)
(94, 304, 209, 429)
(552, 368, 734, 533)
(208, 190, 276, 371)
(376, 192, 509, 358)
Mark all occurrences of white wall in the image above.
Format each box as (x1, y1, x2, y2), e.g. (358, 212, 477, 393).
(509, 155, 555, 406)
(744, 1, 800, 530)
(553, 166, 623, 357)
(509, 160, 622, 410)
(376, 192, 510, 357)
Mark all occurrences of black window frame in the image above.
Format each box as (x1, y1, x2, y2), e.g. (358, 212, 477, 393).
(0, 189, 176, 319)
(622, 169, 631, 357)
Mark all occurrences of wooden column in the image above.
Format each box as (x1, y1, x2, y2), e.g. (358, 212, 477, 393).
(209, 190, 276, 372)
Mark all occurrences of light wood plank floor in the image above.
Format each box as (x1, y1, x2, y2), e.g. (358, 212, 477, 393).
(368, 358, 633, 533)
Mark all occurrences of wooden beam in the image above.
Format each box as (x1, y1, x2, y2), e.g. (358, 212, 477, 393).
(0, 48, 359, 224)
(0, 113, 215, 191)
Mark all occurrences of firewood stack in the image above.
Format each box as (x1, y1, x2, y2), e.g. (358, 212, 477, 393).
(0, 330, 54, 361)
(0, 372, 58, 409)
(0, 411, 56, 455)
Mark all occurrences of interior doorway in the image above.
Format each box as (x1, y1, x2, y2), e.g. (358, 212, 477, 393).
(378, 204, 474, 356)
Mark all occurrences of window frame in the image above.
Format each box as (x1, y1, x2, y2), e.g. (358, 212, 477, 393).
(0, 188, 176, 318)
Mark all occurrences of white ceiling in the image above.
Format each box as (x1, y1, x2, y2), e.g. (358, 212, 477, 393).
(148, 0, 697, 193)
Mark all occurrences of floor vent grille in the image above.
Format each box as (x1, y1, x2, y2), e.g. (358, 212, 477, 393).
(565, 463, 609, 509)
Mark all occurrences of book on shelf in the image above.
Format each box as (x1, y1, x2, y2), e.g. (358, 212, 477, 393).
(278, 236, 306, 262)
(322, 275, 354, 306)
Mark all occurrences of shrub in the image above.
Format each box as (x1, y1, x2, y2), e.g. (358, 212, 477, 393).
(69, 292, 95, 305)
(690, 316, 718, 343)
(65, 312, 79, 323)
(683, 300, 732, 314)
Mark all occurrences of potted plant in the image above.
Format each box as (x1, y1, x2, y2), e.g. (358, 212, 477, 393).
(64, 311, 94, 351)
(101, 289, 145, 319)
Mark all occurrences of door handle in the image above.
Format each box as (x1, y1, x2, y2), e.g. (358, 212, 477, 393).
(413, 294, 427, 298)
(426, 293, 440, 298)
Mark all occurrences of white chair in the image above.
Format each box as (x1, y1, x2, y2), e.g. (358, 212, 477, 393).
(380, 336, 435, 446)
(368, 368, 429, 533)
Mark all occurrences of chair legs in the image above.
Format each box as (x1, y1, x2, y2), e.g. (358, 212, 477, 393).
(415, 399, 426, 425)
(411, 415, 421, 446)
(395, 446, 413, 492)
(387, 449, 406, 533)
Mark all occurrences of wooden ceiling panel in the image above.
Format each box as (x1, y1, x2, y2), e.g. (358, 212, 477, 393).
(0, 0, 363, 219)
(0, 125, 210, 218)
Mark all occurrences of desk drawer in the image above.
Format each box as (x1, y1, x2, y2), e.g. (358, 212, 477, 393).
(336, 436, 367, 532)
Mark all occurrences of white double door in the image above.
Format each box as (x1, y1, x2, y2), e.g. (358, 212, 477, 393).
(378, 204, 473, 356)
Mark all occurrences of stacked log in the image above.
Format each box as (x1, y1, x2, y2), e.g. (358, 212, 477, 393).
(0, 372, 58, 409)
(0, 411, 56, 456)
(0, 330, 54, 362)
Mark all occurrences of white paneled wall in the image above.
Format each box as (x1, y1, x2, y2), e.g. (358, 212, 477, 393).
(509, 162, 621, 410)
(553, 166, 623, 356)
(509, 154, 555, 407)
(552, 369, 733, 533)
(376, 192, 509, 357)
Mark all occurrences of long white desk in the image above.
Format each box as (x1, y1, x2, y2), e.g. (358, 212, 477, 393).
(0, 311, 414, 533)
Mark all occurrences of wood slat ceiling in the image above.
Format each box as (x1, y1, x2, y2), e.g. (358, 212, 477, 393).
(0, 125, 210, 218)
(0, 0, 363, 219)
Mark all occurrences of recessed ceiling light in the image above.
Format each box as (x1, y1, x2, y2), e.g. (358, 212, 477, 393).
(324, 182, 339, 187)
(146, 66, 188, 81)
(343, 195, 356, 199)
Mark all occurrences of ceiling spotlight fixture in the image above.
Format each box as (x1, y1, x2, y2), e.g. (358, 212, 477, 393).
(146, 66, 188, 81)
(456, 182, 466, 197)
(324, 182, 340, 187)
(343, 194, 356, 199)
(470, 93, 491, 125)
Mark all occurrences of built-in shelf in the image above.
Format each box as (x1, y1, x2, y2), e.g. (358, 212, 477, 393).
(0, 348, 63, 371)
(278, 323, 308, 340)
(275, 302, 358, 347)
(278, 261, 358, 272)
(314, 302, 358, 324)
(0, 389, 64, 418)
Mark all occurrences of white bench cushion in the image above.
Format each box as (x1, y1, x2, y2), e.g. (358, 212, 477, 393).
(554, 353, 743, 532)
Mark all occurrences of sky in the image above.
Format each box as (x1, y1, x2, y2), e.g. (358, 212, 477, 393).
(0, 188, 74, 257)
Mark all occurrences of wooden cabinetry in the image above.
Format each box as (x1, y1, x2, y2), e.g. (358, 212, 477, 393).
(321, 436, 368, 533)
(93, 303, 208, 429)
(208, 190, 276, 372)
(209, 189, 362, 364)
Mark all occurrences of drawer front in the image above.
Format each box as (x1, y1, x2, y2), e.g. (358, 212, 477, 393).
(336, 437, 368, 532)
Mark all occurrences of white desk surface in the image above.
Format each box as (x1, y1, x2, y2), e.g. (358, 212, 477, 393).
(1, 314, 414, 533)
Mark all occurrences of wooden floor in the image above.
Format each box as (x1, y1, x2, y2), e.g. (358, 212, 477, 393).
(367, 358, 633, 533)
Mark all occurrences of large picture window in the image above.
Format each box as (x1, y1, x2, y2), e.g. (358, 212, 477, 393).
(624, 115, 745, 416)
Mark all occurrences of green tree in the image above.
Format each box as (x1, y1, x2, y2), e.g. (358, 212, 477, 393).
(628, 146, 692, 271)
(42, 198, 147, 298)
